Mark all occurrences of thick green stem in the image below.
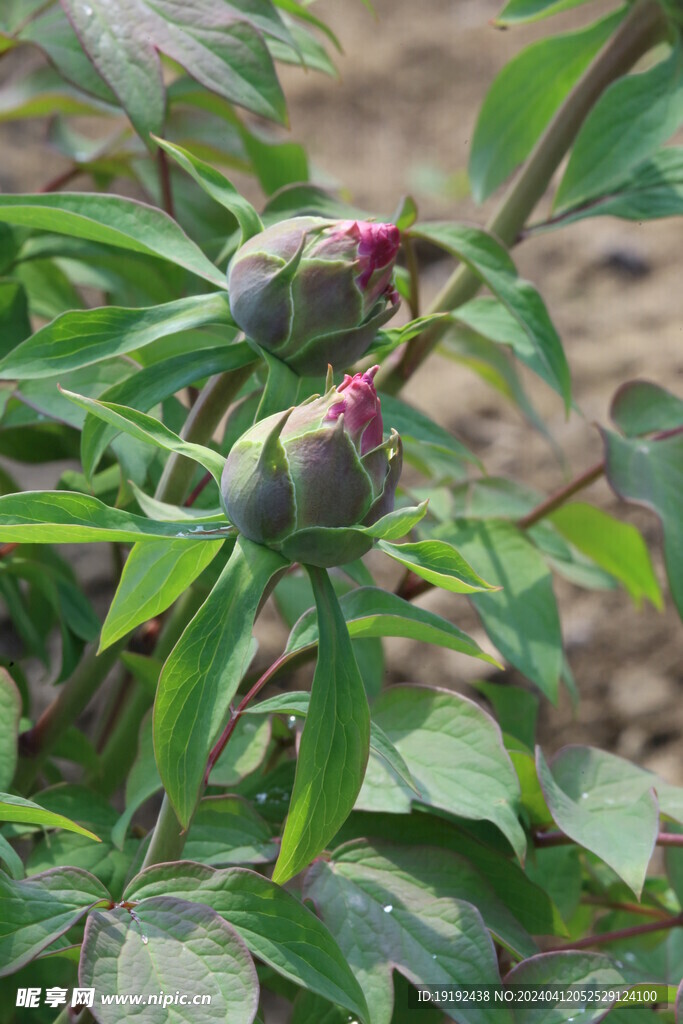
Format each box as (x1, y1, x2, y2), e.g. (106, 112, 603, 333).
(14, 641, 124, 793)
(379, 0, 668, 392)
(91, 680, 151, 796)
(140, 792, 190, 868)
(154, 365, 254, 504)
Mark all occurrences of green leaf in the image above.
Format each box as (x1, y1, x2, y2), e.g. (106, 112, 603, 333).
(536, 747, 659, 898)
(0, 866, 110, 977)
(601, 428, 683, 617)
(0, 490, 235, 544)
(538, 147, 683, 228)
(357, 685, 526, 861)
(111, 712, 161, 848)
(451, 296, 572, 403)
(550, 502, 662, 609)
(80, 896, 259, 1023)
(0, 792, 101, 841)
(0, 193, 226, 287)
(60, 388, 227, 482)
(470, 9, 624, 201)
(0, 293, 233, 380)
(0, 833, 23, 878)
(305, 841, 509, 1024)
(436, 520, 564, 701)
(0, 669, 21, 790)
(274, 566, 371, 883)
(505, 951, 626, 1024)
(495, 0, 594, 24)
(378, 537, 497, 594)
(154, 137, 263, 242)
(208, 715, 271, 787)
(554, 48, 683, 213)
(0, 279, 31, 358)
(155, 535, 287, 827)
(473, 681, 539, 752)
(286, 586, 499, 668)
(183, 796, 278, 865)
(412, 223, 570, 409)
(61, 0, 286, 138)
(611, 379, 683, 437)
(0, 65, 112, 122)
(82, 342, 254, 477)
(124, 862, 369, 1023)
(379, 391, 480, 468)
(100, 538, 224, 651)
(245, 691, 418, 796)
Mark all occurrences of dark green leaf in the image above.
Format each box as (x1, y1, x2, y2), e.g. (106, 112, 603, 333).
(305, 840, 510, 1024)
(379, 391, 479, 467)
(274, 566, 370, 883)
(80, 896, 259, 1023)
(0, 293, 233, 380)
(0, 866, 109, 977)
(554, 48, 683, 213)
(505, 951, 626, 1024)
(611, 379, 683, 437)
(0, 193, 226, 287)
(155, 536, 287, 827)
(0, 279, 31, 357)
(357, 685, 526, 860)
(0, 669, 21, 790)
(125, 862, 369, 1023)
(183, 796, 278, 865)
(601, 428, 683, 617)
(470, 9, 624, 201)
(536, 747, 659, 898)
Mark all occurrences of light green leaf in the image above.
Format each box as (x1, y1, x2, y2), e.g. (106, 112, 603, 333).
(124, 862, 369, 1023)
(154, 137, 263, 242)
(129, 483, 224, 523)
(0, 792, 101, 841)
(80, 897, 259, 1024)
(155, 536, 287, 827)
(100, 539, 224, 651)
(0, 669, 21, 790)
(362, 502, 428, 541)
(496, 0, 594, 24)
(60, 388, 226, 482)
(412, 223, 570, 409)
(285, 586, 499, 668)
(274, 566, 370, 883)
(0, 193, 225, 287)
(0, 866, 110, 977)
(555, 48, 683, 213)
(0, 293, 233, 380)
(536, 747, 659, 898)
(245, 691, 418, 796)
(208, 715, 271, 788)
(357, 685, 526, 861)
(550, 502, 662, 609)
(378, 538, 497, 594)
(305, 841, 509, 1024)
(602, 428, 683, 617)
(0, 490, 235, 544)
(470, 9, 624, 201)
(436, 520, 563, 701)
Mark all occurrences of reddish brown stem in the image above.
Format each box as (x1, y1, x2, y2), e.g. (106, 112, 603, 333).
(0, 543, 18, 559)
(157, 147, 175, 219)
(581, 896, 670, 919)
(203, 651, 292, 785)
(534, 829, 683, 848)
(184, 472, 212, 508)
(40, 166, 81, 194)
(551, 913, 683, 951)
(516, 460, 605, 530)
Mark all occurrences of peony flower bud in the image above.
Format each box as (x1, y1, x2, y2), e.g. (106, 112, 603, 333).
(221, 366, 402, 566)
(227, 217, 400, 374)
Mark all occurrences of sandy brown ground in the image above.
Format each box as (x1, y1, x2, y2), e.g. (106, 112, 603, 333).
(0, 0, 681, 792)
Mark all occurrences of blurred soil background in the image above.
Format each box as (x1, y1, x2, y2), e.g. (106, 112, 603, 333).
(0, 0, 681, 787)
